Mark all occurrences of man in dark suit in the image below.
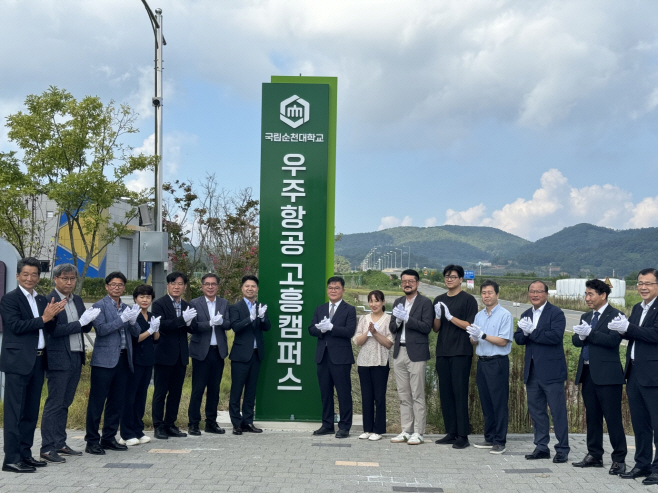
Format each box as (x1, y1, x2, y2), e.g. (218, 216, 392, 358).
(85, 271, 141, 455)
(608, 268, 658, 484)
(388, 269, 434, 445)
(0, 257, 65, 473)
(309, 276, 357, 438)
(229, 275, 271, 435)
(571, 279, 626, 474)
(188, 273, 230, 435)
(152, 271, 198, 439)
(40, 263, 100, 464)
(514, 280, 570, 463)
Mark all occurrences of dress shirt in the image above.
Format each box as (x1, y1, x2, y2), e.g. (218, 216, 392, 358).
(531, 301, 547, 328)
(474, 304, 513, 357)
(244, 298, 258, 349)
(19, 285, 45, 349)
(55, 288, 83, 352)
(206, 297, 217, 346)
(170, 295, 182, 317)
(632, 297, 656, 360)
(399, 295, 417, 344)
(583, 303, 608, 364)
(115, 301, 127, 350)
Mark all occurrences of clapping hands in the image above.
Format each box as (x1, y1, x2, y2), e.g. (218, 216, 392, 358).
(315, 316, 333, 333)
(573, 322, 592, 340)
(517, 316, 534, 335)
(182, 306, 197, 323)
(392, 304, 409, 323)
(148, 315, 161, 334)
(79, 307, 101, 326)
(210, 312, 223, 326)
(466, 324, 483, 341)
(608, 314, 629, 333)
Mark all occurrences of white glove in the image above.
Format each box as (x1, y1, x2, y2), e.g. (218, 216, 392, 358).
(79, 307, 101, 326)
(120, 304, 140, 323)
(315, 316, 333, 333)
(392, 304, 409, 323)
(249, 305, 257, 322)
(258, 304, 267, 319)
(148, 315, 161, 334)
(439, 302, 453, 321)
(608, 314, 629, 333)
(573, 322, 592, 337)
(434, 303, 442, 319)
(210, 313, 223, 326)
(517, 316, 533, 334)
(466, 324, 483, 340)
(182, 306, 197, 323)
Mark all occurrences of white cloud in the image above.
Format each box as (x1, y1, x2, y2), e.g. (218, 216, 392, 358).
(378, 215, 413, 231)
(445, 204, 487, 226)
(629, 196, 658, 228)
(424, 217, 437, 227)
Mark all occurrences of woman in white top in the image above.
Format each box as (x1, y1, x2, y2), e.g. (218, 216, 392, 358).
(353, 290, 394, 441)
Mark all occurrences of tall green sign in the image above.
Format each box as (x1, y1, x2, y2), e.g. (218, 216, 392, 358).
(256, 76, 337, 421)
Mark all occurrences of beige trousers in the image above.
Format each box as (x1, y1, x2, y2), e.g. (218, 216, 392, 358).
(393, 347, 427, 435)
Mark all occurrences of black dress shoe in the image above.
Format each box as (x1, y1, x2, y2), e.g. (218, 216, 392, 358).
(22, 456, 47, 468)
(643, 473, 658, 485)
(572, 454, 603, 468)
(553, 452, 568, 463)
(165, 426, 187, 438)
(335, 429, 349, 439)
(154, 427, 169, 440)
(452, 437, 470, 449)
(609, 462, 626, 475)
(188, 424, 201, 436)
(40, 451, 66, 464)
(242, 424, 263, 433)
(205, 422, 226, 434)
(620, 466, 652, 479)
(84, 443, 106, 455)
(57, 445, 82, 456)
(2, 462, 36, 473)
(525, 449, 551, 460)
(312, 427, 335, 436)
(232, 427, 243, 435)
(434, 434, 457, 444)
(100, 438, 128, 451)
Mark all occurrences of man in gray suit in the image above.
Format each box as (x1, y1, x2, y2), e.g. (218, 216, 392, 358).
(40, 264, 100, 463)
(188, 273, 231, 435)
(84, 272, 141, 455)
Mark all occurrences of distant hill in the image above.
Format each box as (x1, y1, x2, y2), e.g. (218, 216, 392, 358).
(336, 223, 658, 277)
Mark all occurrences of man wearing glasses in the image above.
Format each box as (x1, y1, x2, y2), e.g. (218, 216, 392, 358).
(514, 280, 569, 463)
(389, 269, 434, 445)
(433, 265, 478, 449)
(608, 268, 658, 484)
(40, 264, 100, 463)
(188, 273, 230, 435)
(152, 272, 197, 440)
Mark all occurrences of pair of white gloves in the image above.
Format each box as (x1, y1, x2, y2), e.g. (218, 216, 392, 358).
(147, 315, 161, 335)
(315, 316, 333, 333)
(120, 304, 141, 324)
(392, 304, 410, 323)
(572, 321, 592, 340)
(182, 306, 197, 325)
(78, 307, 101, 326)
(571, 314, 629, 340)
(434, 302, 453, 321)
(249, 304, 268, 322)
(517, 316, 536, 335)
(466, 324, 483, 341)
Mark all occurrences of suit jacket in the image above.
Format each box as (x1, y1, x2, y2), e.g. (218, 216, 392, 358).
(91, 295, 141, 372)
(44, 289, 93, 371)
(229, 299, 271, 362)
(572, 305, 624, 385)
(189, 295, 230, 360)
(0, 287, 54, 375)
(152, 295, 197, 366)
(623, 299, 658, 386)
(308, 300, 357, 365)
(389, 294, 433, 362)
(514, 302, 567, 384)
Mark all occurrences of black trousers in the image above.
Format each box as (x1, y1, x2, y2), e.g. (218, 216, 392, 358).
(189, 347, 225, 426)
(580, 365, 627, 462)
(85, 352, 130, 445)
(476, 355, 509, 446)
(41, 354, 83, 452)
(526, 365, 570, 454)
(3, 353, 45, 464)
(317, 352, 353, 431)
(229, 351, 261, 428)
(436, 355, 472, 437)
(152, 360, 187, 429)
(121, 363, 153, 440)
(627, 363, 658, 472)
(358, 365, 389, 434)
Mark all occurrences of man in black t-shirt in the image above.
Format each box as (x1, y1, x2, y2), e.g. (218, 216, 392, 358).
(433, 264, 478, 449)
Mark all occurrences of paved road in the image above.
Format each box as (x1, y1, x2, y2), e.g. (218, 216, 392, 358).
(1, 428, 645, 492)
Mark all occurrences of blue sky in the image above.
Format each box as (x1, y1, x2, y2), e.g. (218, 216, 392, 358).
(2, 0, 658, 241)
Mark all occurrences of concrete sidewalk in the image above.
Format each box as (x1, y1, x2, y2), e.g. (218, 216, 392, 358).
(0, 428, 648, 492)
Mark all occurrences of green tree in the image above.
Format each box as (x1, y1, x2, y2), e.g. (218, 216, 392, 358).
(6, 86, 156, 293)
(334, 255, 351, 273)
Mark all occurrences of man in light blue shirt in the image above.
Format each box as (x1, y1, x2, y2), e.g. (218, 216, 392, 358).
(467, 280, 513, 454)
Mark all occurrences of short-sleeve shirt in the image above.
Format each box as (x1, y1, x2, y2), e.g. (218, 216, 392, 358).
(473, 304, 513, 357)
(433, 290, 478, 357)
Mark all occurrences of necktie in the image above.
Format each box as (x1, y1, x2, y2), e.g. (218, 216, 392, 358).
(582, 311, 598, 362)
(329, 304, 335, 320)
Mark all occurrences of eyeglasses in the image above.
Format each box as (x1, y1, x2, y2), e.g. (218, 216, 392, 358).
(444, 276, 460, 281)
(56, 277, 76, 283)
(168, 282, 185, 286)
(202, 283, 218, 287)
(107, 283, 125, 288)
(638, 282, 658, 287)
(327, 287, 343, 291)
(401, 280, 417, 285)
(528, 290, 546, 295)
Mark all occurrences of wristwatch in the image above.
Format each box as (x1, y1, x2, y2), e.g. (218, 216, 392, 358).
(481, 333, 487, 340)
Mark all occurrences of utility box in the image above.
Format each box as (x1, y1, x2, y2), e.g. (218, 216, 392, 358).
(138, 231, 168, 262)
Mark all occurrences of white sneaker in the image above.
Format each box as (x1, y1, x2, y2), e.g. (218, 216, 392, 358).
(407, 433, 424, 445)
(368, 433, 383, 441)
(117, 437, 126, 445)
(358, 432, 372, 440)
(138, 436, 151, 444)
(125, 438, 140, 446)
(390, 432, 410, 443)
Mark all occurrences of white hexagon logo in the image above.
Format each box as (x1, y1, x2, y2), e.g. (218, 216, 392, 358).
(280, 95, 310, 128)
